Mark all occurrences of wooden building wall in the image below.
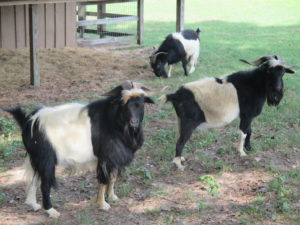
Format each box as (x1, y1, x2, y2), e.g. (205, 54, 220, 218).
(0, 3, 77, 49)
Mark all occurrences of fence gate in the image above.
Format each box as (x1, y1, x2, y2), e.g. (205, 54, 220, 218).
(77, 0, 144, 46)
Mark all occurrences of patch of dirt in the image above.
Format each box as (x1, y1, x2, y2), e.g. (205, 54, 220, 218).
(0, 46, 154, 106)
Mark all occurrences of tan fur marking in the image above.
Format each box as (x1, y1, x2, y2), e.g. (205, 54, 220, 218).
(96, 184, 111, 210)
(184, 77, 240, 127)
(121, 89, 146, 104)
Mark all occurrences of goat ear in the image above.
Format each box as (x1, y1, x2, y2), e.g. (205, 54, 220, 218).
(144, 97, 155, 104)
(285, 68, 295, 74)
(102, 85, 123, 96)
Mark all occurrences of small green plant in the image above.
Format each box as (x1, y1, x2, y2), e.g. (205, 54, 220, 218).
(0, 192, 6, 203)
(137, 167, 153, 183)
(199, 175, 221, 197)
(268, 175, 291, 213)
(198, 200, 207, 212)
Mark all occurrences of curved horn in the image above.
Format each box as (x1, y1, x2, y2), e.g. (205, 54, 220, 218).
(142, 85, 169, 97)
(129, 82, 168, 97)
(150, 51, 168, 64)
(240, 56, 274, 66)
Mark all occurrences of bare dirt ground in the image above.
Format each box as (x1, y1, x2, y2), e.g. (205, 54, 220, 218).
(0, 46, 297, 225)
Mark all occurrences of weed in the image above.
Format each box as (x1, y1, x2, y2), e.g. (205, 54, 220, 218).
(77, 210, 95, 225)
(116, 182, 135, 198)
(199, 175, 221, 197)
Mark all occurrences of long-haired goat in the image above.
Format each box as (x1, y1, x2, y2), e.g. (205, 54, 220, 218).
(160, 56, 296, 170)
(2, 81, 158, 218)
(150, 27, 201, 78)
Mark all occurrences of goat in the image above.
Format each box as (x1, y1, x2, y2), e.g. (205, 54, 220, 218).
(160, 56, 296, 170)
(1, 81, 158, 218)
(150, 27, 201, 78)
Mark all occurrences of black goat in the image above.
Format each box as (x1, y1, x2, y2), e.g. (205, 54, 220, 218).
(2, 81, 157, 217)
(150, 28, 201, 78)
(160, 56, 296, 170)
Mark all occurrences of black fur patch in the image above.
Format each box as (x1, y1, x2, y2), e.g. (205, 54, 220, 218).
(181, 29, 199, 40)
(166, 87, 206, 123)
(215, 77, 223, 84)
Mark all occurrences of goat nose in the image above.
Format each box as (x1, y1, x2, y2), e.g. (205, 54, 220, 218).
(130, 118, 139, 126)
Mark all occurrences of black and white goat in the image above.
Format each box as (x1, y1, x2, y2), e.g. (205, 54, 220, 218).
(2, 81, 157, 218)
(150, 28, 201, 78)
(160, 56, 296, 170)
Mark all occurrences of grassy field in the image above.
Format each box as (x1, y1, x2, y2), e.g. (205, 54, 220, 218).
(1, 0, 300, 224)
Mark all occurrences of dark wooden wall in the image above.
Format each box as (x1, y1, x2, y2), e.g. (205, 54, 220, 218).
(0, 3, 76, 49)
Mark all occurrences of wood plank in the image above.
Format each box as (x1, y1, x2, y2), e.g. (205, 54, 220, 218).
(45, 3, 55, 48)
(37, 4, 45, 48)
(25, 4, 29, 46)
(77, 35, 135, 46)
(137, 0, 143, 44)
(97, 2, 105, 38)
(65, 2, 76, 46)
(1, 6, 16, 48)
(29, 4, 40, 86)
(15, 5, 26, 47)
(55, 3, 65, 47)
(77, 16, 138, 26)
(0, 0, 137, 7)
(77, 3, 86, 38)
(176, 0, 184, 32)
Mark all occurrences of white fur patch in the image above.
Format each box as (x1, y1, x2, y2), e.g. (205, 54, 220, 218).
(238, 131, 247, 157)
(172, 32, 200, 61)
(31, 103, 97, 168)
(46, 208, 60, 218)
(269, 58, 281, 67)
(184, 77, 240, 128)
(121, 89, 146, 104)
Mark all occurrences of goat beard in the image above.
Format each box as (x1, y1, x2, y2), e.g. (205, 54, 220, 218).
(267, 88, 283, 106)
(123, 123, 144, 150)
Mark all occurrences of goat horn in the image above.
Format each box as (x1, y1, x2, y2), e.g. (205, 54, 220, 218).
(150, 51, 168, 64)
(240, 56, 274, 67)
(142, 85, 169, 97)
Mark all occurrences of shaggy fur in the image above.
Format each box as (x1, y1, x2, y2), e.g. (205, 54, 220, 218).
(2, 83, 154, 217)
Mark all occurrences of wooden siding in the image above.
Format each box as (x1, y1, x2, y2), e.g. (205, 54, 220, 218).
(0, 3, 76, 48)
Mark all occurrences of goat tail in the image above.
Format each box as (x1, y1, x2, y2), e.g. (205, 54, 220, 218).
(1, 106, 27, 130)
(196, 27, 201, 34)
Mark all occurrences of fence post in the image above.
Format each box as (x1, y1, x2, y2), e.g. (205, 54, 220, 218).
(176, 0, 184, 32)
(78, 3, 86, 38)
(137, 0, 144, 44)
(97, 3, 106, 38)
(29, 4, 40, 86)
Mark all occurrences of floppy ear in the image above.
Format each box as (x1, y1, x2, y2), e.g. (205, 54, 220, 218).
(144, 97, 155, 104)
(102, 85, 123, 96)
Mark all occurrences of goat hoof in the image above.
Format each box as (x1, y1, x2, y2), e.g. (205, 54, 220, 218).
(46, 208, 60, 218)
(32, 203, 42, 211)
(245, 145, 252, 151)
(240, 152, 247, 157)
(98, 201, 111, 211)
(181, 157, 186, 162)
(108, 194, 119, 202)
(25, 201, 41, 211)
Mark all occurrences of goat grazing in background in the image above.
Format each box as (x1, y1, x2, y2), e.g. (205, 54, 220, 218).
(150, 27, 201, 78)
(2, 81, 160, 218)
(160, 56, 296, 170)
